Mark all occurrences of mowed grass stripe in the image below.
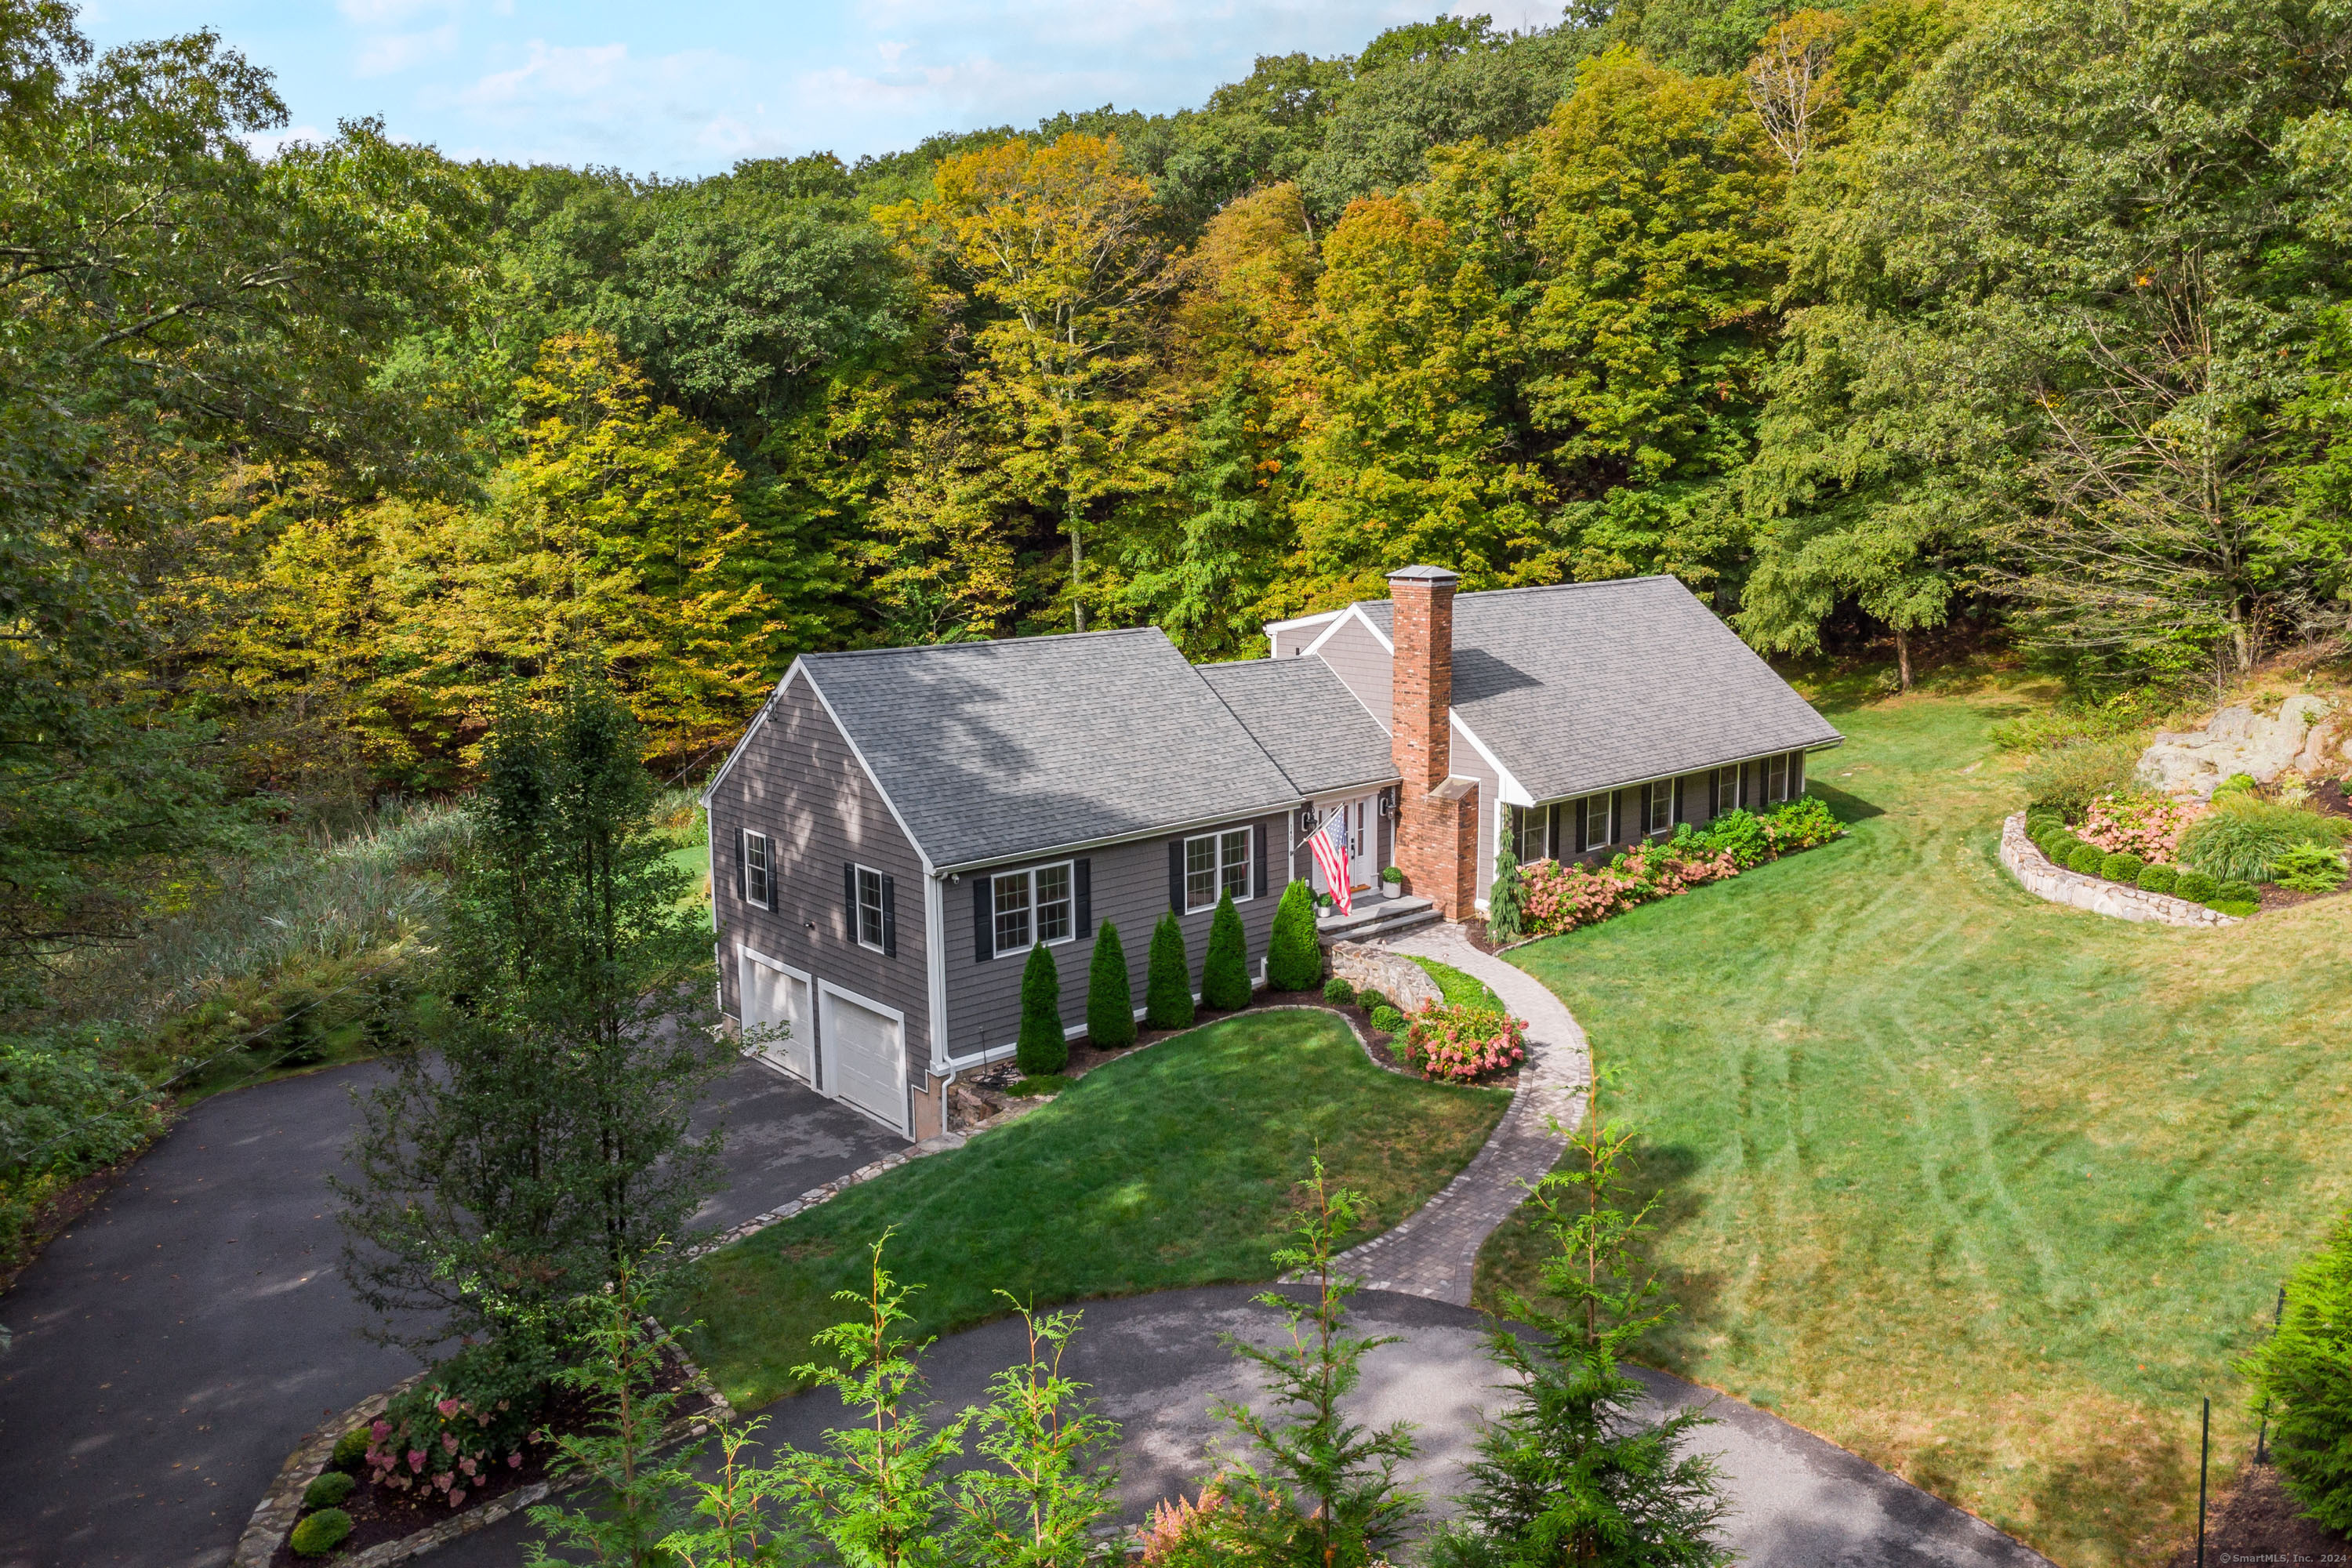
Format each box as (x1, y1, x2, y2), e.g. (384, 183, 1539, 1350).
(677, 1008, 1507, 1412)
(1475, 690, 2352, 1567)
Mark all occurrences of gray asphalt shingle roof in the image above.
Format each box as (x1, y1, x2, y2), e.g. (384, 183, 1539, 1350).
(1200, 658, 1399, 800)
(1356, 577, 1842, 800)
(800, 628, 1301, 871)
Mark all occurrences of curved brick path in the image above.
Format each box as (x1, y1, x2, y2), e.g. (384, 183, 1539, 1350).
(1334, 925, 1589, 1304)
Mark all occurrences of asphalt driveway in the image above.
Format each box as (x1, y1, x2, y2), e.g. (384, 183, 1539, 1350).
(440, 1284, 2053, 1568)
(0, 1054, 899, 1568)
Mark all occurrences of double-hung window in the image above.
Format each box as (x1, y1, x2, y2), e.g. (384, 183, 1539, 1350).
(1581, 794, 1612, 853)
(1714, 769, 1737, 818)
(1184, 828, 1253, 911)
(742, 830, 772, 909)
(1512, 804, 1548, 863)
(1766, 754, 1788, 804)
(993, 862, 1076, 953)
(855, 866, 886, 951)
(1646, 782, 1674, 837)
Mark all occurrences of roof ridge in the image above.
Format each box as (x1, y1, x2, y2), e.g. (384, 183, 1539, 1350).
(1351, 575, 1677, 612)
(802, 626, 1168, 663)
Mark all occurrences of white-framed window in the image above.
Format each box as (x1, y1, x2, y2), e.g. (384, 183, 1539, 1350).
(1714, 770, 1736, 817)
(1512, 804, 1548, 862)
(742, 830, 772, 909)
(1767, 754, 1788, 803)
(1646, 782, 1673, 837)
(1581, 794, 1612, 853)
(993, 862, 1076, 953)
(1185, 829, 1254, 911)
(855, 865, 885, 951)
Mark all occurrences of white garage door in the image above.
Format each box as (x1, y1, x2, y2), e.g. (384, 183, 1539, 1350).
(739, 951, 811, 1085)
(820, 985, 907, 1134)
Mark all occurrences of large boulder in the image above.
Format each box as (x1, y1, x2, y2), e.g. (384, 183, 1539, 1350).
(2136, 696, 2339, 798)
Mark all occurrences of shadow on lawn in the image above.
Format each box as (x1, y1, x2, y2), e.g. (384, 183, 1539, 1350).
(1620, 1139, 1733, 1368)
(1806, 780, 1886, 826)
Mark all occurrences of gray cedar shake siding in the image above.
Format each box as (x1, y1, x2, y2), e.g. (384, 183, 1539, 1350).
(710, 670, 932, 1071)
(939, 811, 1290, 1060)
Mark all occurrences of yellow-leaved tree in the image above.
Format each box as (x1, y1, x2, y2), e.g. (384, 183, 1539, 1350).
(880, 134, 1180, 631)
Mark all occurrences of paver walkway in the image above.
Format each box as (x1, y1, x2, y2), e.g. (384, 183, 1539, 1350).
(1333, 924, 1589, 1304)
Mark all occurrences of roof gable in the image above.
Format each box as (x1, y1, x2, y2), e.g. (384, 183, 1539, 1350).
(795, 628, 1301, 870)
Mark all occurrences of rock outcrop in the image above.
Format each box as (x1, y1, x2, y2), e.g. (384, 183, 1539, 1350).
(2136, 696, 2342, 798)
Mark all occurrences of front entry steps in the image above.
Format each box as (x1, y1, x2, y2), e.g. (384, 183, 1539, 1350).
(1316, 894, 1440, 945)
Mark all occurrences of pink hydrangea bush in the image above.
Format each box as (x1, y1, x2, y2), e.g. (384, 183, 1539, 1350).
(1402, 1000, 1528, 1083)
(365, 1380, 543, 1509)
(1516, 839, 1739, 938)
(2080, 793, 2203, 862)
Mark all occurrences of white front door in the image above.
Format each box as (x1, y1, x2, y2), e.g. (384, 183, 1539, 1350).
(1310, 794, 1379, 897)
(818, 984, 908, 1134)
(739, 950, 813, 1084)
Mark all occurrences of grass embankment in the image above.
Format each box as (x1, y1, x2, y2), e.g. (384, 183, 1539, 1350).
(1411, 956, 1501, 1010)
(677, 1009, 1507, 1410)
(1473, 688, 2352, 1567)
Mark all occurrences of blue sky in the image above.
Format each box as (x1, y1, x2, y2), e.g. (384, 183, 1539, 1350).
(76, 1, 1559, 177)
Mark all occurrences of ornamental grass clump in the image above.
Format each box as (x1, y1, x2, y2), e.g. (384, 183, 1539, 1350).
(2023, 740, 2140, 822)
(1401, 1001, 1528, 1084)
(2178, 797, 2349, 884)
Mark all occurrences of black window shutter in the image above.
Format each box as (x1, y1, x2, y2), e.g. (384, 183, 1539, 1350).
(1074, 858, 1091, 937)
(1791, 750, 1805, 796)
(1547, 801, 1561, 859)
(1672, 775, 1683, 825)
(1253, 823, 1268, 898)
(972, 876, 993, 963)
(844, 862, 855, 938)
(1168, 840, 1183, 911)
(880, 875, 896, 957)
(733, 828, 746, 901)
(1573, 797, 1586, 855)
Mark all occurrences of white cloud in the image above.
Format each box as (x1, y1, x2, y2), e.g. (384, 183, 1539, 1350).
(356, 24, 459, 77)
(456, 39, 632, 110)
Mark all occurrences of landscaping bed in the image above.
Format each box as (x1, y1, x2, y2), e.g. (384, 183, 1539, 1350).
(1472, 690, 2352, 1568)
(674, 1008, 1508, 1411)
(266, 1338, 715, 1563)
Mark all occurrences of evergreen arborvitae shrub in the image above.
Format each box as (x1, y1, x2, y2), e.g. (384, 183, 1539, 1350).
(1084, 921, 1135, 1049)
(1201, 892, 1251, 1010)
(1265, 879, 1323, 992)
(301, 1471, 355, 1511)
(1015, 942, 1066, 1076)
(2101, 851, 2144, 883)
(2245, 1211, 2352, 1530)
(2173, 869, 2219, 903)
(290, 1509, 353, 1557)
(1144, 911, 1194, 1030)
(2066, 844, 2105, 875)
(1323, 975, 1356, 1005)
(2137, 864, 2179, 896)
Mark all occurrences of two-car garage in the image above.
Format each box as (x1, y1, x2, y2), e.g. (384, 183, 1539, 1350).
(738, 948, 909, 1135)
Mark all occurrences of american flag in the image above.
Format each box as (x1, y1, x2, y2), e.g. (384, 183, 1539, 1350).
(1307, 811, 1352, 916)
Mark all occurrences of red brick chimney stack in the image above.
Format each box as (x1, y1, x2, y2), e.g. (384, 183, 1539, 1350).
(1388, 565, 1479, 921)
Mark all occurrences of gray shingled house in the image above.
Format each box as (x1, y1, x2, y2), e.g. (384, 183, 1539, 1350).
(702, 567, 1839, 1138)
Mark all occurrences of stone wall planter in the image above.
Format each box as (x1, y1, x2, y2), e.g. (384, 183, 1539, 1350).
(1998, 813, 2241, 927)
(1325, 942, 1443, 1012)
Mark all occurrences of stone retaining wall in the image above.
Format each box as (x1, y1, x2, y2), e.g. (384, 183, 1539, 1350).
(1326, 942, 1443, 1012)
(1998, 813, 2240, 927)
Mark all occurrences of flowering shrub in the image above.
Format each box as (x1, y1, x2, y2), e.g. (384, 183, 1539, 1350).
(2079, 793, 2201, 861)
(1401, 1000, 1527, 1083)
(1512, 797, 1842, 941)
(365, 1338, 554, 1508)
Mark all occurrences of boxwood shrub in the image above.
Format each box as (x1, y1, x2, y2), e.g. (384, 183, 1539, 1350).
(301, 1471, 355, 1511)
(1322, 975, 1356, 1005)
(290, 1508, 352, 1557)
(331, 1425, 372, 1472)
(2173, 869, 2220, 903)
(2101, 851, 2145, 883)
(2066, 844, 2105, 875)
(2216, 879, 2260, 906)
(1369, 1005, 1406, 1033)
(2136, 864, 2179, 896)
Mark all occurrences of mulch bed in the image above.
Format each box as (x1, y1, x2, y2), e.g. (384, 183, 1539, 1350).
(949, 984, 1517, 1127)
(268, 1343, 714, 1566)
(2162, 1458, 2350, 1567)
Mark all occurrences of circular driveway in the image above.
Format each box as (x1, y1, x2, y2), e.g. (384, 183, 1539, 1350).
(437, 1284, 2055, 1568)
(0, 1056, 902, 1568)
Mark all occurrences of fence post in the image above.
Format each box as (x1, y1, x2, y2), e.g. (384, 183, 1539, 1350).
(2197, 1395, 2212, 1568)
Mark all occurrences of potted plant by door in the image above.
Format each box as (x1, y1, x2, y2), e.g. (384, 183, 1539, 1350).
(1381, 866, 1405, 899)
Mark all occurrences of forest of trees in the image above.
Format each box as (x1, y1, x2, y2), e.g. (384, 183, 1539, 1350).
(5, 0, 2352, 992)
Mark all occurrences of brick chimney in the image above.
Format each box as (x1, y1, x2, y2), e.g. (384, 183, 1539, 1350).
(1388, 565, 1479, 921)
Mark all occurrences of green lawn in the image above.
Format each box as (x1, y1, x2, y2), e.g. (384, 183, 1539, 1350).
(1474, 688, 2352, 1567)
(678, 1009, 1508, 1410)
(1412, 956, 1501, 1011)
